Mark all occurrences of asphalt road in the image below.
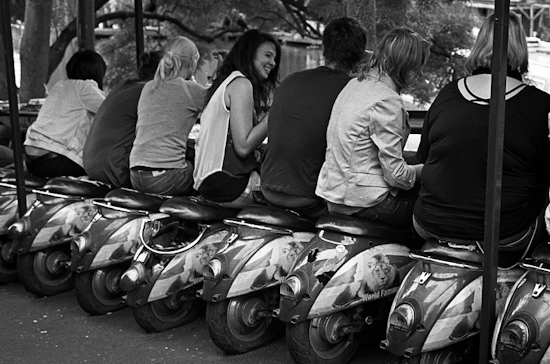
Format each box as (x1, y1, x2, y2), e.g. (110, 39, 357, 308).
(0, 282, 399, 364)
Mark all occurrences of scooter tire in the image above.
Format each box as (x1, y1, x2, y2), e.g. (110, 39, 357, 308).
(0, 237, 17, 284)
(205, 291, 281, 354)
(75, 265, 128, 315)
(133, 293, 203, 333)
(17, 246, 74, 297)
(286, 316, 361, 364)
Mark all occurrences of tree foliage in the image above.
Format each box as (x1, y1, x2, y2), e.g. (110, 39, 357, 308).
(2, 0, 480, 104)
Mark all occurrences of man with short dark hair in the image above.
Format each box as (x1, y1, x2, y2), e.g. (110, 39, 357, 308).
(261, 17, 368, 217)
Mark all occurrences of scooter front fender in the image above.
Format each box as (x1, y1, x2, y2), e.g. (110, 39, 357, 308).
(279, 230, 412, 324)
(71, 212, 167, 272)
(11, 198, 76, 254)
(225, 231, 315, 298)
(307, 243, 414, 319)
(145, 223, 230, 303)
(493, 268, 550, 363)
(0, 193, 37, 234)
(382, 259, 522, 358)
(201, 224, 295, 302)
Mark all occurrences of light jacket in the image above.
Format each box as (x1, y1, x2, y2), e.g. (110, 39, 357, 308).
(25, 79, 105, 166)
(315, 73, 417, 208)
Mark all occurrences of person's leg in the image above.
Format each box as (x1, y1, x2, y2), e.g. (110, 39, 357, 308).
(27, 154, 85, 178)
(353, 185, 420, 226)
(215, 172, 261, 209)
(0, 145, 14, 167)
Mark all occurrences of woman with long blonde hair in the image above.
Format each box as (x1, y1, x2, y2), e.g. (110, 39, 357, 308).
(129, 36, 206, 195)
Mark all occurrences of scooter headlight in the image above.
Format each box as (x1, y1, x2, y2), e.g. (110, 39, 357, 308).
(280, 275, 303, 301)
(70, 232, 91, 255)
(7, 216, 30, 239)
(500, 315, 538, 360)
(119, 262, 146, 292)
(203, 258, 222, 280)
(388, 302, 419, 341)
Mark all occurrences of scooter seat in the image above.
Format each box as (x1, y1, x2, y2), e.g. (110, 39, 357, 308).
(418, 239, 483, 264)
(160, 196, 239, 221)
(531, 242, 550, 265)
(104, 188, 167, 211)
(0, 171, 47, 188)
(237, 205, 317, 231)
(41, 177, 111, 197)
(316, 213, 414, 240)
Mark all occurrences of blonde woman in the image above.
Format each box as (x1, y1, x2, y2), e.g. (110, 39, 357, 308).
(129, 36, 206, 195)
(316, 28, 430, 226)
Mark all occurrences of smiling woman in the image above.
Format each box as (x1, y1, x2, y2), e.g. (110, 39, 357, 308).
(193, 29, 281, 209)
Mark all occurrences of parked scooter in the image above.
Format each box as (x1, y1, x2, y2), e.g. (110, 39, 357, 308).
(70, 188, 169, 315)
(491, 241, 550, 364)
(7, 176, 111, 297)
(276, 213, 419, 364)
(380, 239, 524, 363)
(119, 195, 237, 332)
(0, 171, 46, 283)
(200, 205, 318, 354)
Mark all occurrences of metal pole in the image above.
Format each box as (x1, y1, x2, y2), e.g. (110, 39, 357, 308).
(0, 0, 27, 216)
(134, 0, 144, 70)
(479, 0, 510, 362)
(78, 0, 95, 50)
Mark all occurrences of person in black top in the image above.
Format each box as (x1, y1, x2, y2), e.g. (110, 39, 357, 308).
(413, 13, 550, 253)
(260, 17, 368, 218)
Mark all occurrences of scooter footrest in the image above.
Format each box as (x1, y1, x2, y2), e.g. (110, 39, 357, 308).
(0, 171, 47, 188)
(41, 177, 111, 197)
(160, 196, 239, 221)
(237, 205, 317, 231)
(104, 188, 167, 211)
(531, 242, 550, 265)
(316, 213, 414, 239)
(418, 239, 483, 264)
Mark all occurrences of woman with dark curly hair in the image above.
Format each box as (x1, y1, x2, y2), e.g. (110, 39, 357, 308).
(194, 29, 281, 208)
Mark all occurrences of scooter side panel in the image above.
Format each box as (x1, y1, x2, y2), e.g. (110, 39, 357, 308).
(307, 243, 414, 319)
(226, 231, 315, 298)
(13, 200, 73, 254)
(422, 268, 522, 353)
(146, 226, 230, 302)
(279, 230, 403, 323)
(494, 270, 550, 363)
(384, 261, 482, 357)
(28, 200, 98, 252)
(201, 226, 285, 302)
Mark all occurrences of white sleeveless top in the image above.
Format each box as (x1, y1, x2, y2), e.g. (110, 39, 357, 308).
(193, 71, 245, 190)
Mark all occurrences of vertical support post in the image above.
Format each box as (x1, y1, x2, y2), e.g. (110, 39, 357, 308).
(78, 0, 95, 50)
(134, 0, 144, 70)
(0, 0, 27, 216)
(479, 0, 510, 363)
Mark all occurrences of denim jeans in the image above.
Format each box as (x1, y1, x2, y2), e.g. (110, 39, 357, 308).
(351, 184, 420, 227)
(130, 161, 194, 196)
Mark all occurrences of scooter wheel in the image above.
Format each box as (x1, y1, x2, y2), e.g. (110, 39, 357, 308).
(0, 237, 18, 284)
(75, 264, 129, 315)
(17, 246, 74, 297)
(286, 312, 361, 364)
(133, 292, 203, 333)
(206, 290, 281, 354)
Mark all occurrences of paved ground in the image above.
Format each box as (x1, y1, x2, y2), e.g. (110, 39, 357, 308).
(0, 282, 399, 364)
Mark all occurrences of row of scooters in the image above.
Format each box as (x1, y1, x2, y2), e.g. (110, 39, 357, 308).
(0, 171, 549, 364)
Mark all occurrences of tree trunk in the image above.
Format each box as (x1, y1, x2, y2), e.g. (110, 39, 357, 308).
(346, 0, 377, 50)
(19, 0, 52, 102)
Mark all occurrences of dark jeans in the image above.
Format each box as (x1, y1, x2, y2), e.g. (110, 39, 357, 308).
(26, 153, 85, 178)
(130, 161, 194, 196)
(352, 184, 420, 226)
